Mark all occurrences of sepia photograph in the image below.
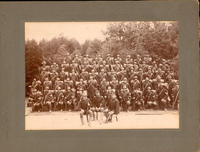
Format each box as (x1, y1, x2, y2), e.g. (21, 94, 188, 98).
(25, 21, 179, 130)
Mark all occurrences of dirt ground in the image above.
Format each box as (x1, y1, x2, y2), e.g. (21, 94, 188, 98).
(25, 108, 179, 130)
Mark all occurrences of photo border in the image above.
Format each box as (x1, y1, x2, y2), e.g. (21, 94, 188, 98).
(0, 1, 199, 152)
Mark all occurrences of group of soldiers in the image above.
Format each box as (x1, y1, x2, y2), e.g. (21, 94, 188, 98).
(28, 53, 179, 124)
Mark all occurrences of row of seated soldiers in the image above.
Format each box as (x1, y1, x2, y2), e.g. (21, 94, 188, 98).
(27, 53, 179, 112)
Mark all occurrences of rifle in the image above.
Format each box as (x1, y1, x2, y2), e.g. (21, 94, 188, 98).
(172, 89, 179, 109)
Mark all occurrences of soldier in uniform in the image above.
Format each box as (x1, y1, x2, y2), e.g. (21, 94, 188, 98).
(44, 92, 55, 112)
(106, 94, 120, 122)
(119, 78, 129, 90)
(87, 78, 97, 104)
(100, 78, 109, 97)
(32, 91, 43, 112)
(119, 85, 131, 111)
(57, 92, 65, 111)
(105, 64, 111, 72)
(63, 86, 72, 110)
(146, 89, 158, 110)
(91, 91, 105, 121)
(110, 77, 119, 90)
(31, 78, 38, 90)
(171, 83, 179, 110)
(49, 71, 58, 89)
(54, 87, 63, 111)
(114, 61, 123, 72)
(55, 77, 64, 90)
(143, 86, 151, 109)
(80, 69, 89, 81)
(158, 83, 170, 110)
(67, 94, 76, 111)
(137, 68, 143, 83)
(168, 79, 177, 106)
(28, 86, 37, 106)
(142, 77, 152, 92)
(133, 89, 144, 111)
(125, 55, 131, 64)
(88, 76, 98, 88)
(64, 77, 74, 89)
(33, 80, 42, 91)
(43, 77, 52, 90)
(116, 54, 122, 63)
(151, 76, 161, 91)
(60, 68, 68, 81)
(89, 69, 97, 78)
(105, 86, 113, 104)
(61, 60, 68, 71)
(78, 91, 92, 126)
(51, 62, 59, 72)
(98, 69, 107, 82)
(70, 69, 78, 82)
(130, 76, 140, 92)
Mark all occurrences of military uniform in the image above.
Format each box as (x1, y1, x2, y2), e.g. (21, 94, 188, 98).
(133, 90, 144, 111)
(158, 84, 170, 110)
(29, 53, 179, 114)
(171, 85, 179, 109)
(57, 93, 65, 111)
(146, 90, 158, 109)
(106, 95, 120, 122)
(32, 95, 43, 112)
(119, 87, 131, 111)
(78, 95, 92, 125)
(44, 92, 54, 111)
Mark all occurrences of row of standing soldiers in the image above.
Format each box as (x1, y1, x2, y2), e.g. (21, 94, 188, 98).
(28, 53, 179, 112)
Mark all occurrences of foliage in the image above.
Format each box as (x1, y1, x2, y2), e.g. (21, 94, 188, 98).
(104, 21, 178, 59)
(38, 37, 81, 63)
(86, 39, 102, 56)
(25, 40, 42, 95)
(143, 22, 178, 59)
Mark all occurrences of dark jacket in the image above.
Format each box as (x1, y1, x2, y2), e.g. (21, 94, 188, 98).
(108, 98, 120, 114)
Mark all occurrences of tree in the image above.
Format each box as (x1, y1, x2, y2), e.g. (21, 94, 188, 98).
(25, 40, 42, 96)
(104, 21, 178, 59)
(86, 39, 102, 56)
(103, 22, 148, 55)
(81, 40, 90, 55)
(143, 21, 178, 59)
(38, 36, 81, 64)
